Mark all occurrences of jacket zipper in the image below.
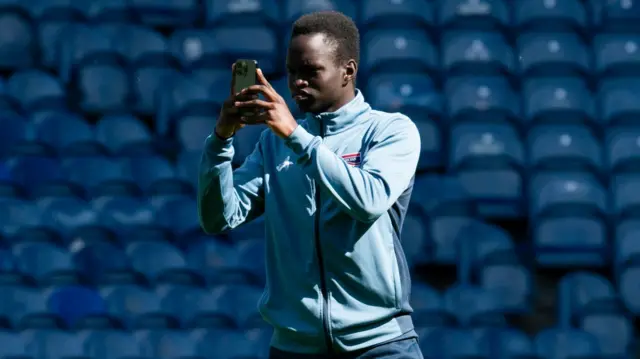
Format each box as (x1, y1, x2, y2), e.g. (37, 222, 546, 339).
(315, 124, 333, 353)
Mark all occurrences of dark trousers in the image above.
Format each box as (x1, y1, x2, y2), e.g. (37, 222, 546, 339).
(269, 337, 424, 359)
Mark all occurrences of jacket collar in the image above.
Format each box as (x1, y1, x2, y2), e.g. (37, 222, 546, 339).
(304, 89, 371, 136)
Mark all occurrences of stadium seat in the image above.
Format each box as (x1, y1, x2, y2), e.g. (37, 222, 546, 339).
(70, 240, 133, 285)
(23, 330, 85, 359)
(534, 328, 601, 359)
(57, 24, 117, 83)
(529, 172, 607, 219)
(95, 114, 155, 155)
(0, 198, 42, 239)
(558, 272, 619, 323)
(473, 328, 534, 359)
(522, 77, 597, 128)
(514, 0, 588, 32)
(517, 32, 591, 77)
(205, 0, 280, 27)
(0, 112, 28, 158)
(442, 31, 514, 76)
(156, 74, 215, 137)
(594, 34, 640, 77)
(38, 197, 100, 242)
(7, 70, 67, 112)
(13, 241, 80, 285)
(359, 0, 434, 30)
(132, 67, 181, 116)
(177, 116, 216, 152)
(194, 328, 263, 359)
(120, 156, 187, 195)
(410, 282, 450, 328)
(439, 0, 509, 30)
(93, 196, 156, 241)
(129, 0, 198, 28)
(75, 62, 131, 115)
(580, 314, 634, 359)
(7, 156, 68, 197)
(169, 29, 225, 70)
(101, 285, 173, 329)
(283, 0, 356, 26)
(208, 284, 265, 329)
(533, 217, 608, 267)
(527, 124, 603, 175)
(596, 0, 640, 32)
(480, 266, 531, 313)
(235, 239, 266, 286)
(126, 241, 198, 285)
(599, 78, 640, 126)
(362, 29, 438, 75)
(83, 330, 143, 359)
(210, 26, 278, 74)
(0, 331, 26, 357)
(0, 11, 36, 71)
(153, 196, 201, 238)
(400, 208, 430, 268)
(136, 329, 197, 359)
(33, 112, 104, 155)
(62, 156, 137, 197)
(411, 175, 476, 217)
(186, 239, 249, 285)
(444, 284, 506, 327)
(449, 123, 524, 218)
(47, 285, 108, 329)
(445, 76, 520, 126)
(176, 151, 200, 190)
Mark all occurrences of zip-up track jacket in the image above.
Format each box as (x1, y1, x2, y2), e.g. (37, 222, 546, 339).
(198, 90, 422, 355)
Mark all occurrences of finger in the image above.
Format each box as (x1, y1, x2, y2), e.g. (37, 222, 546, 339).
(240, 85, 278, 102)
(235, 99, 274, 109)
(256, 68, 272, 89)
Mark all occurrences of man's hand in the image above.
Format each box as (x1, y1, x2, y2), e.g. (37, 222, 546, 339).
(215, 64, 259, 139)
(234, 69, 299, 139)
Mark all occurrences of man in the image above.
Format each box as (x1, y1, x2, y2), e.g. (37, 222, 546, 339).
(198, 11, 423, 359)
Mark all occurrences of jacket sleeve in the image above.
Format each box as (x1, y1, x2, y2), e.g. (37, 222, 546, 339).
(197, 133, 265, 234)
(284, 116, 421, 223)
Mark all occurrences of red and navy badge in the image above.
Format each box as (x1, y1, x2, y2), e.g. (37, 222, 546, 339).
(341, 152, 361, 167)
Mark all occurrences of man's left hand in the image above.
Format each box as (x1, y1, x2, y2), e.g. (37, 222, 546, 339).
(234, 69, 299, 139)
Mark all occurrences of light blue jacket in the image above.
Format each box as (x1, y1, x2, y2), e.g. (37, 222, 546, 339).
(198, 90, 421, 355)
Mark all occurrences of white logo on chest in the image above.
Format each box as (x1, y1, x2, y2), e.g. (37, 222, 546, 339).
(276, 156, 294, 172)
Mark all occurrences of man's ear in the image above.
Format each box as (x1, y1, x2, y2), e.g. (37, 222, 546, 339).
(343, 59, 357, 86)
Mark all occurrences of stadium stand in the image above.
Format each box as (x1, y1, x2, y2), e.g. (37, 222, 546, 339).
(0, 0, 638, 357)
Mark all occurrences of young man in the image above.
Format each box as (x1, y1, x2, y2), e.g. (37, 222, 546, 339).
(198, 11, 423, 359)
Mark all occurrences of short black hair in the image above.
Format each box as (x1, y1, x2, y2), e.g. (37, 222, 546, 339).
(291, 10, 360, 66)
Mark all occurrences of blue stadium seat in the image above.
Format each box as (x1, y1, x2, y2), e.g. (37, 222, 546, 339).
(581, 314, 634, 359)
(33, 112, 104, 155)
(445, 76, 519, 126)
(83, 330, 143, 359)
(0, 198, 42, 239)
(533, 217, 607, 267)
(529, 172, 607, 218)
(225, 215, 266, 242)
(480, 265, 531, 314)
(13, 241, 79, 286)
(153, 195, 201, 238)
(58, 24, 118, 83)
(23, 330, 85, 359)
(0, 11, 36, 70)
(473, 328, 534, 359)
(514, 0, 588, 32)
(186, 239, 250, 285)
(421, 328, 488, 359)
(362, 29, 438, 75)
(123, 156, 188, 196)
(133, 67, 180, 116)
(129, 0, 198, 28)
(156, 74, 214, 136)
(0, 286, 61, 329)
(93, 196, 156, 241)
(109, 24, 171, 67)
(449, 123, 524, 218)
(235, 239, 266, 286)
(157, 284, 204, 326)
(444, 284, 506, 327)
(7, 70, 66, 112)
(400, 208, 430, 268)
(47, 286, 108, 329)
(284, 0, 356, 26)
(37, 20, 75, 70)
(411, 175, 476, 217)
(38, 197, 98, 242)
(209, 284, 265, 329)
(137, 329, 197, 359)
(95, 114, 155, 155)
(101, 285, 172, 329)
(233, 124, 267, 168)
(558, 272, 619, 323)
(194, 328, 262, 359)
(517, 32, 590, 77)
(522, 77, 596, 128)
(29, 0, 89, 20)
(0, 78, 15, 111)
(205, 0, 280, 27)
(467, 223, 517, 269)
(177, 116, 216, 152)
(126, 241, 197, 285)
(62, 156, 136, 197)
(442, 31, 514, 76)
(599, 78, 640, 126)
(438, 0, 509, 30)
(534, 328, 600, 359)
(527, 124, 603, 175)
(596, 0, 640, 32)
(410, 282, 450, 328)
(7, 156, 67, 196)
(0, 331, 26, 357)
(177, 151, 200, 190)
(0, 248, 20, 285)
(360, 0, 434, 30)
(71, 240, 133, 285)
(75, 62, 130, 115)
(594, 34, 640, 76)
(169, 29, 225, 70)
(210, 26, 278, 74)
(429, 216, 475, 265)
(611, 174, 640, 219)
(0, 111, 28, 158)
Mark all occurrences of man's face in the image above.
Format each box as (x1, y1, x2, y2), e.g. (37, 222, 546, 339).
(286, 33, 346, 114)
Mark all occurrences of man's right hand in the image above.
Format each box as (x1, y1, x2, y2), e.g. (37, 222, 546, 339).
(215, 64, 258, 139)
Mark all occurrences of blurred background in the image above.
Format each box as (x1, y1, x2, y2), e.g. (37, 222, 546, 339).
(0, 0, 638, 358)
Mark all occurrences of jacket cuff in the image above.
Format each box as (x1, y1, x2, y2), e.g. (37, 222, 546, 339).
(284, 125, 315, 155)
(205, 133, 233, 154)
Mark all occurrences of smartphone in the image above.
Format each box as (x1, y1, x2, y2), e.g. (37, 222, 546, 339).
(233, 59, 258, 117)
